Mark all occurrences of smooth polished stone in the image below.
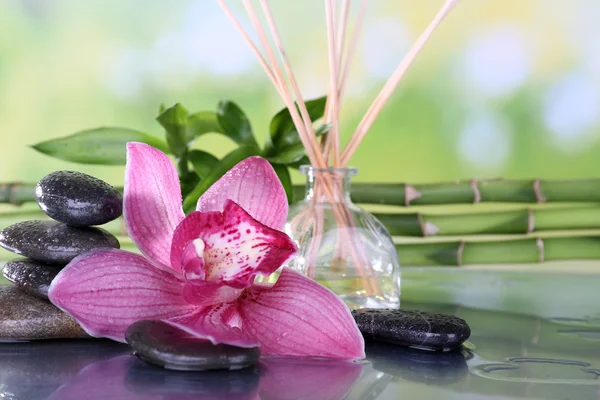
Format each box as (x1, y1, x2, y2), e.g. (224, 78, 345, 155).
(0, 286, 89, 340)
(125, 320, 260, 371)
(352, 308, 471, 351)
(2, 258, 63, 299)
(0, 220, 120, 264)
(36, 171, 122, 227)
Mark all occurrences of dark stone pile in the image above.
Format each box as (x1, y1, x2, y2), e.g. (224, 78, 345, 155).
(0, 171, 122, 340)
(0, 170, 261, 371)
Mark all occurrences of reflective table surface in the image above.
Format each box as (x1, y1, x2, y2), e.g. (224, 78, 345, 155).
(2, 264, 600, 400)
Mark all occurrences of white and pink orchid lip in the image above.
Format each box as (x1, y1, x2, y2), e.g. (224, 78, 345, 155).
(170, 200, 298, 289)
(48, 142, 365, 360)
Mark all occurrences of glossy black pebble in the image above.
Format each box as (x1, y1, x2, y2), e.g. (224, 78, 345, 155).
(0, 286, 89, 340)
(2, 258, 63, 299)
(352, 308, 471, 351)
(0, 220, 120, 264)
(126, 320, 260, 372)
(36, 170, 122, 227)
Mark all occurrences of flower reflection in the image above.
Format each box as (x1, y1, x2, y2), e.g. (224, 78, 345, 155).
(44, 353, 364, 400)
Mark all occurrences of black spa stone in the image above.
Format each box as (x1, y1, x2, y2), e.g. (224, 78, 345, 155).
(352, 308, 471, 351)
(35, 170, 122, 227)
(0, 286, 89, 340)
(0, 220, 120, 264)
(125, 320, 260, 372)
(2, 258, 63, 299)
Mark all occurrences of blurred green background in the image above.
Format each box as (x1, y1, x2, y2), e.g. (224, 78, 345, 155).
(0, 0, 599, 187)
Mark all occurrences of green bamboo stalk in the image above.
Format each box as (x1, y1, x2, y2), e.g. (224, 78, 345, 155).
(375, 206, 600, 236)
(0, 183, 37, 206)
(397, 236, 600, 266)
(4, 178, 600, 206)
(292, 178, 600, 206)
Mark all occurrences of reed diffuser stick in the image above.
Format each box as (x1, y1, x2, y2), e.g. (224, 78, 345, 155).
(237, 0, 322, 166)
(341, 0, 459, 165)
(339, 0, 367, 101)
(215, 0, 279, 89)
(324, 0, 341, 166)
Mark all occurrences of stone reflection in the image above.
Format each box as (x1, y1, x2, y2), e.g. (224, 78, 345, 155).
(365, 340, 469, 385)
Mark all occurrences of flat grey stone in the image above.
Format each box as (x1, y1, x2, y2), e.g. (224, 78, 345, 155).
(125, 320, 260, 371)
(0, 286, 89, 340)
(36, 171, 122, 227)
(2, 258, 63, 299)
(0, 220, 120, 264)
(352, 308, 471, 351)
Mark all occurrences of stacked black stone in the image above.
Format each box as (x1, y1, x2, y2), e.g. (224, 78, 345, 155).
(0, 171, 123, 340)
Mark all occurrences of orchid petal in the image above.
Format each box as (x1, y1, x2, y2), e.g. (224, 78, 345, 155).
(239, 268, 365, 360)
(48, 249, 196, 343)
(197, 156, 288, 230)
(166, 302, 258, 349)
(124, 142, 185, 269)
(259, 359, 363, 400)
(183, 280, 243, 307)
(171, 200, 297, 288)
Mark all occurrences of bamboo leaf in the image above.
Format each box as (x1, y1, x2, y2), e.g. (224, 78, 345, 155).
(156, 103, 189, 157)
(188, 111, 222, 142)
(182, 146, 260, 213)
(270, 163, 294, 204)
(266, 124, 330, 165)
(266, 143, 306, 164)
(188, 150, 219, 179)
(217, 101, 259, 149)
(288, 156, 311, 170)
(268, 96, 327, 158)
(269, 96, 327, 146)
(31, 128, 169, 165)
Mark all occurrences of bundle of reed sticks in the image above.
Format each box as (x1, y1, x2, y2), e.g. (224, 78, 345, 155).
(216, 0, 459, 169)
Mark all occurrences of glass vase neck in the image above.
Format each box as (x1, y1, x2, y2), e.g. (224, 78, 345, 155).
(299, 166, 357, 204)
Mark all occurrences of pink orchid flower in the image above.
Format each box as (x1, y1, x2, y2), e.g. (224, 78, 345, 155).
(49, 142, 364, 360)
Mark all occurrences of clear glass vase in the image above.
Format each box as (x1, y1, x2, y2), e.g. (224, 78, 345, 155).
(283, 166, 400, 309)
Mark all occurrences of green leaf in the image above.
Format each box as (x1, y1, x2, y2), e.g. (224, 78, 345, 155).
(265, 123, 331, 165)
(180, 173, 200, 200)
(156, 103, 189, 157)
(266, 143, 306, 164)
(217, 101, 259, 149)
(270, 163, 294, 204)
(188, 150, 219, 179)
(182, 146, 260, 213)
(288, 155, 311, 170)
(268, 96, 327, 149)
(31, 127, 169, 165)
(188, 111, 222, 142)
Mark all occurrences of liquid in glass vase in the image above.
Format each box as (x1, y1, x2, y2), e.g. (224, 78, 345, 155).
(284, 166, 400, 309)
